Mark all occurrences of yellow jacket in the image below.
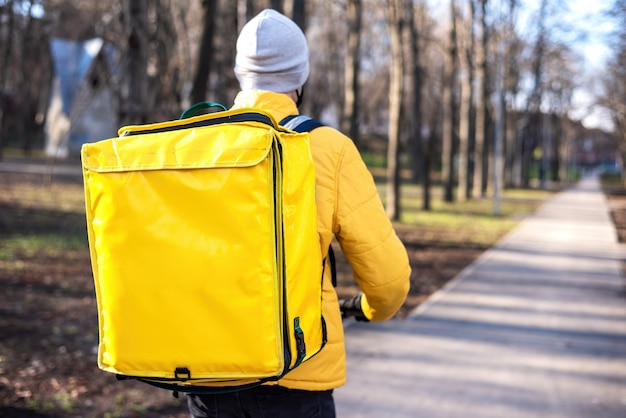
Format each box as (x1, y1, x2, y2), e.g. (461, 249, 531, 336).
(232, 90, 411, 391)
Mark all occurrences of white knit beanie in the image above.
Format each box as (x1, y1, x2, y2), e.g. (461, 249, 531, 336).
(234, 9, 309, 92)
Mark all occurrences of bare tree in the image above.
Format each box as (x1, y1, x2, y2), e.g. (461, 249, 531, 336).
(411, 1, 439, 210)
(191, 0, 218, 104)
(543, 42, 577, 183)
(303, 1, 345, 123)
(442, 0, 459, 202)
(456, 0, 476, 202)
(490, 0, 520, 210)
(386, 0, 406, 220)
(270, 0, 283, 13)
(600, 0, 626, 179)
(493, 14, 506, 215)
(0, 0, 18, 158)
(503, 1, 522, 188)
(237, 0, 255, 31)
(406, 2, 429, 183)
(341, 0, 362, 147)
(407, 1, 427, 205)
(0, 0, 52, 158)
(290, 0, 306, 29)
(518, 0, 548, 187)
(473, 0, 488, 197)
(118, 0, 149, 125)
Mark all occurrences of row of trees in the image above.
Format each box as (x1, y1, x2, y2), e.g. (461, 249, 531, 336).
(0, 0, 621, 218)
(602, 0, 626, 170)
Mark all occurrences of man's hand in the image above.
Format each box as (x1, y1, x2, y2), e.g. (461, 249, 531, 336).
(338, 293, 369, 322)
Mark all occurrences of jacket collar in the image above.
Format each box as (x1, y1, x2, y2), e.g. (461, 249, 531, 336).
(232, 90, 299, 125)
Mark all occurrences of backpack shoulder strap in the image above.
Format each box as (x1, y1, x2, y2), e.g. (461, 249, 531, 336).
(280, 115, 324, 133)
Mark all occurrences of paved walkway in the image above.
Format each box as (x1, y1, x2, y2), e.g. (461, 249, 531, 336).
(335, 175, 626, 418)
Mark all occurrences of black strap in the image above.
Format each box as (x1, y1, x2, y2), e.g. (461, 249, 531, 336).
(279, 115, 324, 133)
(137, 377, 269, 395)
(121, 111, 275, 137)
(328, 245, 337, 288)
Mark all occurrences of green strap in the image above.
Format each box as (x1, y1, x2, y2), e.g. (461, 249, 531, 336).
(179, 101, 227, 119)
(293, 317, 306, 367)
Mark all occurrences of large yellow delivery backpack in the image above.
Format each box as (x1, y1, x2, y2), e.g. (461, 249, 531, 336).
(81, 103, 327, 393)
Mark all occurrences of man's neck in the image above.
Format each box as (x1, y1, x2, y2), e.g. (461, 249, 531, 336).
(284, 90, 298, 103)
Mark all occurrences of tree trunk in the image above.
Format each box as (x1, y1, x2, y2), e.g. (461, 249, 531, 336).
(18, 2, 37, 154)
(423, 126, 436, 211)
(503, 0, 519, 188)
(442, 0, 458, 203)
(457, 77, 469, 202)
(291, 0, 306, 30)
(120, 0, 150, 126)
(558, 117, 571, 183)
(550, 113, 561, 182)
(407, 0, 424, 188)
(521, 116, 537, 188)
(466, 0, 477, 199)
(191, 0, 218, 105)
(456, 2, 474, 202)
(502, 114, 514, 190)
(493, 35, 506, 216)
(386, 0, 405, 220)
(237, 0, 255, 31)
(270, 0, 283, 13)
(473, 0, 488, 197)
(341, 0, 362, 146)
(523, 0, 547, 188)
(0, 0, 15, 159)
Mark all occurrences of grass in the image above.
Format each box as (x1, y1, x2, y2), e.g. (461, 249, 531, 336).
(600, 172, 625, 190)
(0, 168, 552, 258)
(1, 147, 47, 159)
(373, 172, 553, 246)
(0, 176, 88, 259)
(2, 234, 86, 251)
(400, 195, 542, 246)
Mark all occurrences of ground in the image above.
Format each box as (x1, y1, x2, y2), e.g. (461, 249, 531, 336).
(606, 189, 626, 244)
(605, 187, 626, 286)
(0, 171, 621, 418)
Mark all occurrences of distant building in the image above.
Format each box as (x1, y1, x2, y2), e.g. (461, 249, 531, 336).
(45, 38, 119, 158)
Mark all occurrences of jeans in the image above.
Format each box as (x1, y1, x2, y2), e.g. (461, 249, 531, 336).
(187, 385, 336, 418)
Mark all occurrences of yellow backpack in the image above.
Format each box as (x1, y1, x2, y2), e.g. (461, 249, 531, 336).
(81, 104, 327, 393)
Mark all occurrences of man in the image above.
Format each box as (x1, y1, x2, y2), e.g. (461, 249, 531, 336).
(187, 9, 411, 418)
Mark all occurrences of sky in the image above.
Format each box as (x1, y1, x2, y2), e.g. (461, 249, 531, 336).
(567, 0, 615, 131)
(518, 0, 616, 130)
(429, 0, 617, 131)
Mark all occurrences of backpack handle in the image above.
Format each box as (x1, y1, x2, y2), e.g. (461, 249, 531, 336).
(179, 102, 228, 119)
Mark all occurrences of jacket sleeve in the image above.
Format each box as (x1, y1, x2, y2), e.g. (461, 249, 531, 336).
(333, 138, 411, 321)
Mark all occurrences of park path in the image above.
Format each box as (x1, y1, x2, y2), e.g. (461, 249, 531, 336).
(335, 175, 626, 418)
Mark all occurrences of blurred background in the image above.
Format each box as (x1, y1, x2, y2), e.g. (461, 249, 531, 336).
(0, 0, 624, 210)
(2, 1, 626, 416)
